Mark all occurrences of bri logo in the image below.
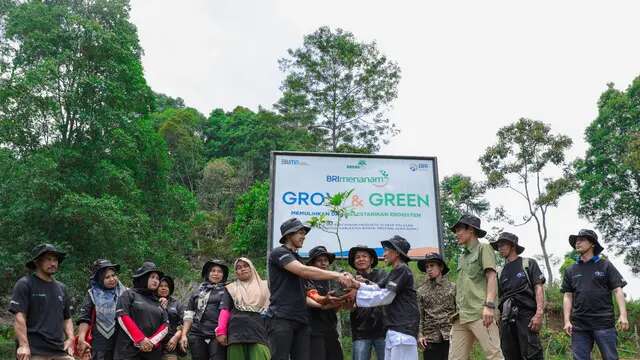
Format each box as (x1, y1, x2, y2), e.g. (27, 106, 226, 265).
(280, 158, 309, 166)
(326, 169, 390, 188)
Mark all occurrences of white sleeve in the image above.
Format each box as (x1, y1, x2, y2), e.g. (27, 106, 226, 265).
(356, 283, 396, 307)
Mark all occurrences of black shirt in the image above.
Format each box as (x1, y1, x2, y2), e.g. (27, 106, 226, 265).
(223, 292, 269, 346)
(268, 245, 309, 323)
(378, 263, 420, 338)
(9, 274, 72, 356)
(164, 297, 184, 340)
(186, 284, 229, 338)
(306, 279, 339, 337)
(114, 288, 168, 359)
(561, 257, 627, 331)
(77, 292, 117, 352)
(498, 257, 545, 312)
(350, 268, 387, 340)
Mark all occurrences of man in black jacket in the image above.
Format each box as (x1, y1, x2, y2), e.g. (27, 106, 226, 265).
(348, 245, 387, 360)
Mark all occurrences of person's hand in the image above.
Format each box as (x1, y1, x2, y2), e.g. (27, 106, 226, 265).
(16, 345, 30, 360)
(159, 297, 169, 308)
(617, 315, 630, 331)
(77, 337, 92, 357)
(63, 338, 75, 356)
(528, 312, 543, 333)
(179, 336, 189, 352)
(216, 335, 228, 346)
(355, 275, 366, 283)
(337, 272, 354, 288)
(418, 337, 429, 351)
(138, 338, 154, 352)
(563, 321, 573, 336)
(166, 335, 179, 352)
(482, 306, 495, 328)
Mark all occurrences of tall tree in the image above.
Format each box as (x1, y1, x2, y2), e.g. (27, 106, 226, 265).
(479, 118, 575, 283)
(276, 26, 401, 152)
(575, 79, 640, 273)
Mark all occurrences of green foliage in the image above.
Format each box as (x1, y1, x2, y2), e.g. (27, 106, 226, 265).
(575, 79, 640, 273)
(277, 26, 401, 152)
(309, 189, 356, 256)
(479, 118, 576, 284)
(227, 181, 270, 261)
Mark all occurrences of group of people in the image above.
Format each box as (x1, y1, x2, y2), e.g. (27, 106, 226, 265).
(8, 215, 630, 360)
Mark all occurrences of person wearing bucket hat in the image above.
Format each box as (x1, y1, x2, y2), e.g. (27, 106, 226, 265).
(561, 229, 629, 360)
(416, 253, 455, 360)
(492, 233, 546, 360)
(181, 260, 230, 360)
(9, 244, 75, 360)
(266, 218, 353, 360)
(157, 276, 186, 360)
(347, 245, 387, 360)
(449, 215, 503, 360)
(348, 235, 420, 360)
(114, 261, 169, 360)
(76, 259, 126, 360)
(304, 246, 344, 360)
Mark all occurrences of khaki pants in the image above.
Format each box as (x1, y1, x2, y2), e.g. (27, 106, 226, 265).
(448, 319, 504, 360)
(32, 355, 75, 360)
(161, 354, 178, 360)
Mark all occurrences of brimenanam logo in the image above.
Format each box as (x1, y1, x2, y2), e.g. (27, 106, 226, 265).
(326, 169, 390, 187)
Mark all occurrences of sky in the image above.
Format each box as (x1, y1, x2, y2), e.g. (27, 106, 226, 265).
(129, 0, 640, 297)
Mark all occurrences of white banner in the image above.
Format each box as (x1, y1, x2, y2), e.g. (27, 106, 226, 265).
(269, 152, 443, 258)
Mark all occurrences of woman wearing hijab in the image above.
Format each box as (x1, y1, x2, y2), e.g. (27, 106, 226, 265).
(157, 276, 185, 360)
(180, 259, 230, 360)
(216, 258, 270, 360)
(77, 259, 126, 360)
(114, 261, 169, 360)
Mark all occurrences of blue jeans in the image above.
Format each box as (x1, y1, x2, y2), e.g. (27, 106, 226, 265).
(352, 338, 385, 360)
(572, 328, 618, 360)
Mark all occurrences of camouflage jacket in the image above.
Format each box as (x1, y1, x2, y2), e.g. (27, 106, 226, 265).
(417, 276, 456, 343)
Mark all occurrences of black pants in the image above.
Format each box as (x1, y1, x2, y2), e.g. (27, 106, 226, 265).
(188, 334, 226, 360)
(500, 311, 543, 360)
(268, 317, 311, 360)
(422, 341, 449, 360)
(115, 349, 162, 360)
(92, 350, 114, 360)
(310, 333, 343, 360)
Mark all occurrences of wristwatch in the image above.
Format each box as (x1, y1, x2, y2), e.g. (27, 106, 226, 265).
(483, 301, 496, 309)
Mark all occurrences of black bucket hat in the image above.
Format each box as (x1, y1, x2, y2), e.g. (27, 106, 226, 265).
(569, 229, 604, 256)
(348, 245, 379, 270)
(91, 259, 121, 281)
(160, 275, 175, 296)
(133, 261, 163, 279)
(490, 232, 525, 255)
(306, 246, 336, 265)
(201, 259, 229, 282)
(381, 235, 411, 262)
(450, 214, 487, 238)
(26, 243, 66, 270)
(279, 218, 311, 244)
(417, 252, 449, 275)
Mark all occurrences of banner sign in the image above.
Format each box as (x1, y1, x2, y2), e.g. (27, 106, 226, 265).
(268, 152, 444, 258)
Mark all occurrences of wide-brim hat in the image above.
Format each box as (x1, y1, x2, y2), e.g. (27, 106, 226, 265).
(26, 244, 66, 270)
(381, 235, 411, 262)
(491, 232, 525, 255)
(279, 217, 311, 244)
(132, 261, 164, 279)
(91, 259, 121, 281)
(160, 275, 175, 296)
(306, 246, 336, 265)
(450, 214, 487, 238)
(348, 245, 379, 270)
(569, 229, 604, 255)
(201, 259, 229, 282)
(417, 252, 449, 275)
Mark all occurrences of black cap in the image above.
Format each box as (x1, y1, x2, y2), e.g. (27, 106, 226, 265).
(91, 259, 121, 281)
(132, 261, 163, 279)
(160, 275, 175, 296)
(450, 214, 487, 238)
(381, 235, 411, 262)
(279, 218, 311, 244)
(569, 229, 604, 255)
(348, 245, 379, 270)
(417, 252, 449, 275)
(26, 244, 66, 270)
(201, 259, 229, 282)
(306, 246, 336, 265)
(490, 232, 525, 255)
